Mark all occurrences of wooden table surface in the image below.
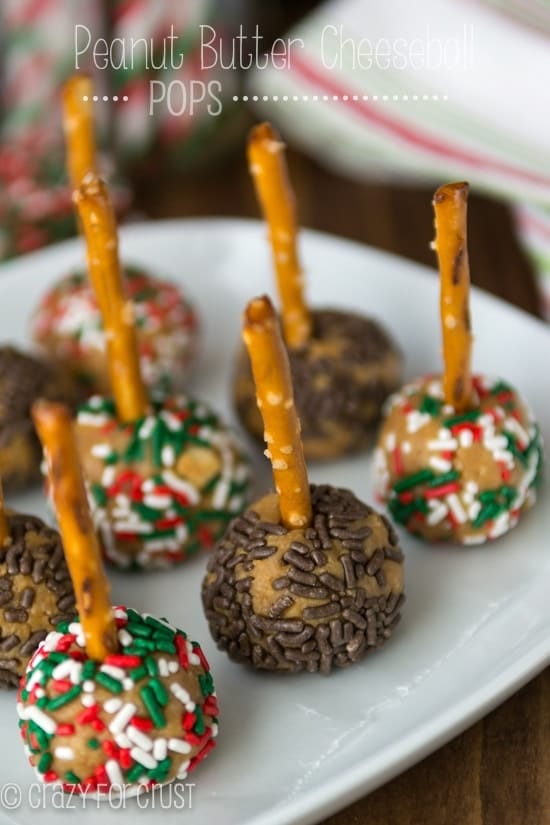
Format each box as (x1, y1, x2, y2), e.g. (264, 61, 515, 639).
(134, 146, 547, 825)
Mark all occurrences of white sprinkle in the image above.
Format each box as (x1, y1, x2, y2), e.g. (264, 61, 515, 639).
(468, 501, 482, 520)
(406, 411, 431, 433)
(142, 479, 155, 493)
(484, 435, 508, 451)
(447, 493, 467, 524)
(402, 441, 412, 454)
(505, 417, 529, 448)
(177, 760, 190, 779)
(161, 471, 200, 503)
(168, 738, 192, 754)
(82, 680, 95, 693)
(211, 722, 219, 738)
(101, 466, 116, 487)
(127, 725, 154, 752)
(43, 632, 64, 652)
(115, 733, 132, 749)
(385, 432, 396, 451)
(427, 501, 448, 525)
(158, 659, 169, 677)
(114, 608, 127, 619)
(463, 533, 486, 545)
(489, 512, 511, 539)
(161, 410, 182, 431)
(186, 701, 196, 713)
(118, 629, 133, 646)
(212, 477, 230, 509)
(104, 698, 123, 714)
(52, 660, 82, 684)
(161, 445, 176, 467)
(130, 747, 157, 769)
(168, 661, 179, 674)
(105, 759, 124, 787)
(144, 494, 172, 509)
(114, 521, 153, 535)
(153, 738, 168, 761)
(466, 480, 479, 494)
(100, 664, 126, 680)
(91, 443, 113, 459)
(109, 702, 136, 735)
(54, 747, 75, 760)
(170, 683, 191, 704)
(81, 694, 95, 707)
(189, 653, 201, 667)
(459, 429, 474, 448)
(427, 439, 458, 451)
(429, 456, 452, 473)
(26, 707, 57, 735)
(122, 678, 134, 690)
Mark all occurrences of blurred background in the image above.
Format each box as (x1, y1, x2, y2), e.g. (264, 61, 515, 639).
(0, 0, 548, 324)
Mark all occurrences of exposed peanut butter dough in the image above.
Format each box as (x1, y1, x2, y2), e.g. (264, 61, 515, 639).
(234, 309, 402, 460)
(74, 395, 250, 570)
(0, 511, 76, 688)
(17, 608, 218, 794)
(0, 346, 79, 490)
(202, 484, 405, 674)
(31, 268, 199, 395)
(375, 375, 543, 544)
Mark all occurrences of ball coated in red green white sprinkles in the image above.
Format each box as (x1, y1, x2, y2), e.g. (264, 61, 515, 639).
(31, 267, 199, 395)
(375, 375, 543, 544)
(74, 395, 250, 570)
(17, 606, 218, 797)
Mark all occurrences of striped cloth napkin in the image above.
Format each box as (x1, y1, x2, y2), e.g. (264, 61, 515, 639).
(250, 0, 550, 319)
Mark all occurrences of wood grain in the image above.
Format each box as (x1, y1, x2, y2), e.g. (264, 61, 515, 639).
(133, 145, 545, 825)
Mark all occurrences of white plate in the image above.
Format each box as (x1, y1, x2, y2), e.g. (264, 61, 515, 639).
(0, 219, 548, 825)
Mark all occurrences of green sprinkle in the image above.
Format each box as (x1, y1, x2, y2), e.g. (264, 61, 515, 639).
(91, 483, 107, 507)
(129, 665, 148, 682)
(127, 622, 153, 639)
(126, 608, 142, 623)
(95, 672, 123, 694)
(154, 639, 176, 654)
(82, 660, 97, 679)
(105, 452, 119, 465)
(36, 696, 48, 708)
(65, 771, 81, 785)
(393, 468, 435, 493)
(47, 685, 82, 710)
(193, 705, 205, 735)
(152, 420, 164, 467)
(29, 721, 50, 749)
(198, 672, 215, 697)
(472, 502, 501, 528)
(419, 395, 442, 416)
(148, 678, 169, 706)
(56, 620, 71, 634)
(444, 409, 481, 427)
(38, 753, 52, 774)
(426, 470, 460, 488)
(144, 615, 175, 634)
(126, 764, 144, 783)
(87, 738, 100, 750)
(133, 502, 163, 522)
(140, 686, 166, 728)
(145, 657, 159, 677)
(202, 473, 221, 494)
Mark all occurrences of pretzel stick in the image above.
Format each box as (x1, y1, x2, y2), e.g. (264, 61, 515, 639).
(32, 401, 119, 661)
(62, 75, 97, 190)
(74, 175, 147, 422)
(243, 296, 312, 529)
(433, 182, 474, 412)
(247, 123, 312, 350)
(0, 479, 9, 547)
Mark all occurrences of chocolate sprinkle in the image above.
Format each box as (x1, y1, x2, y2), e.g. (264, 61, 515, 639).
(0, 346, 79, 490)
(202, 484, 405, 674)
(234, 310, 402, 459)
(0, 512, 76, 688)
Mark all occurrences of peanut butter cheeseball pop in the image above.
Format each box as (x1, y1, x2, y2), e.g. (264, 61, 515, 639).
(375, 182, 543, 545)
(31, 75, 199, 395)
(0, 478, 76, 689)
(204, 297, 404, 674)
(233, 123, 402, 461)
(69, 175, 249, 570)
(18, 402, 218, 795)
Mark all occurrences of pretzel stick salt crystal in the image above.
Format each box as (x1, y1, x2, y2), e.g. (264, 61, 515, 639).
(74, 175, 147, 422)
(433, 182, 474, 412)
(247, 123, 312, 350)
(0, 479, 9, 546)
(243, 296, 312, 529)
(62, 75, 97, 190)
(32, 401, 118, 661)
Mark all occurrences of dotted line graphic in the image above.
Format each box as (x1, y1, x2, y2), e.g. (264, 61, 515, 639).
(82, 95, 129, 103)
(233, 94, 448, 103)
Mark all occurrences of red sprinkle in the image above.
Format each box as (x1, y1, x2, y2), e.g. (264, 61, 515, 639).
(424, 482, 461, 499)
(102, 741, 119, 758)
(203, 695, 218, 717)
(105, 654, 143, 668)
(91, 718, 106, 732)
(131, 715, 154, 731)
(43, 770, 59, 783)
(76, 705, 99, 725)
(398, 491, 414, 504)
(182, 711, 196, 731)
(189, 737, 216, 770)
(56, 723, 75, 736)
(119, 749, 133, 770)
(175, 635, 189, 668)
(52, 679, 73, 693)
(392, 446, 404, 476)
(193, 644, 210, 673)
